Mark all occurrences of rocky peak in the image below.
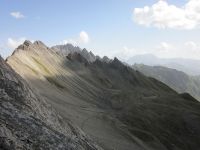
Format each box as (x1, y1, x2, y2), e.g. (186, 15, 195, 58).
(81, 48, 96, 62)
(109, 57, 127, 71)
(82, 48, 88, 53)
(18, 40, 33, 49)
(89, 51, 95, 56)
(112, 57, 121, 65)
(24, 40, 32, 47)
(102, 56, 111, 63)
(66, 52, 88, 64)
(10, 40, 33, 56)
(33, 40, 46, 47)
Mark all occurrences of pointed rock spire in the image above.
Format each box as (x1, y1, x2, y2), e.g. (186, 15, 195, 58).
(23, 40, 32, 47)
(33, 41, 46, 47)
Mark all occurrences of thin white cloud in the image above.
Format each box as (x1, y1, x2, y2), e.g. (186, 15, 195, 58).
(79, 31, 90, 44)
(116, 46, 138, 60)
(156, 42, 174, 52)
(155, 41, 200, 59)
(184, 41, 198, 49)
(111, 46, 148, 61)
(10, 11, 25, 19)
(0, 37, 27, 58)
(0, 45, 8, 58)
(133, 0, 200, 29)
(61, 31, 90, 45)
(7, 37, 26, 49)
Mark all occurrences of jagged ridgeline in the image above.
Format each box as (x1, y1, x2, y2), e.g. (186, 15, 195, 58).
(2, 40, 200, 150)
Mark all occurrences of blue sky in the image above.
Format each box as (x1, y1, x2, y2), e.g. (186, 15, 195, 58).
(1, 0, 200, 60)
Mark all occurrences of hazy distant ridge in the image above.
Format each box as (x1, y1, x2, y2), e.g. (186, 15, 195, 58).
(128, 54, 200, 75)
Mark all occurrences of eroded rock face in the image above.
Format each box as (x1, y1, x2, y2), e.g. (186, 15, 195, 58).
(0, 56, 102, 150)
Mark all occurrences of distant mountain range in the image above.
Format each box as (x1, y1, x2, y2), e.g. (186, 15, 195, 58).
(2, 41, 200, 150)
(133, 64, 200, 101)
(128, 54, 200, 75)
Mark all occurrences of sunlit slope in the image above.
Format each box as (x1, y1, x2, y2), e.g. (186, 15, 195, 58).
(7, 41, 200, 150)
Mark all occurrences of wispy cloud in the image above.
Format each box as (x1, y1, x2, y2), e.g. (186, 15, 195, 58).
(0, 37, 27, 58)
(133, 0, 200, 30)
(7, 37, 26, 49)
(79, 31, 90, 44)
(0, 45, 8, 58)
(60, 31, 90, 45)
(155, 41, 200, 59)
(10, 11, 25, 19)
(156, 42, 174, 52)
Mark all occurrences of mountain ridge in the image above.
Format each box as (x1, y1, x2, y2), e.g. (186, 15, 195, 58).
(52, 44, 112, 63)
(5, 40, 200, 150)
